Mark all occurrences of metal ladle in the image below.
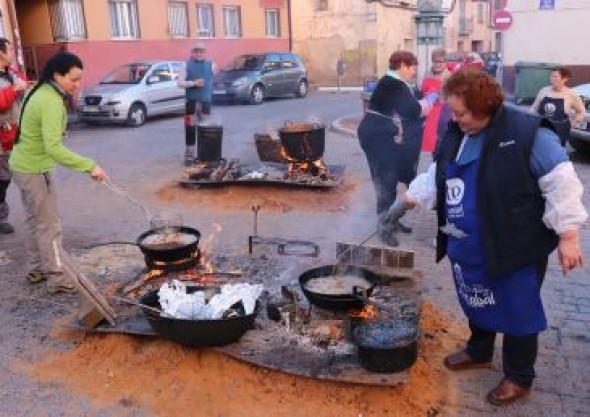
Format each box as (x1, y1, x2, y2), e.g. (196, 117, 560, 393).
(101, 179, 154, 222)
(332, 228, 380, 276)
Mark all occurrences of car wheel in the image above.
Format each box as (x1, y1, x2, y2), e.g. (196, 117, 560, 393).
(127, 103, 147, 127)
(249, 84, 265, 105)
(295, 80, 308, 98)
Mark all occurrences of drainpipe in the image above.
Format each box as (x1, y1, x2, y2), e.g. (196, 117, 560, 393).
(5, 0, 24, 73)
(287, 0, 293, 52)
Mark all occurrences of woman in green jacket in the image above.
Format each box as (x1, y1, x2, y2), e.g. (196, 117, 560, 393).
(9, 52, 108, 294)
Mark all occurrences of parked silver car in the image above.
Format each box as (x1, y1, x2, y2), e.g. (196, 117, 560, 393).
(77, 60, 185, 127)
(569, 83, 590, 153)
(212, 52, 308, 104)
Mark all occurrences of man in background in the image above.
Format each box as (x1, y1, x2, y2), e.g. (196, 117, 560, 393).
(0, 38, 28, 234)
(178, 43, 215, 166)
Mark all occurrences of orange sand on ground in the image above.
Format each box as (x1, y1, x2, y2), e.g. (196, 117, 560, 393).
(23, 303, 468, 417)
(155, 176, 359, 213)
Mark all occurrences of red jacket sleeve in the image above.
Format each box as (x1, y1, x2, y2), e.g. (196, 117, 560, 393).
(0, 85, 18, 112)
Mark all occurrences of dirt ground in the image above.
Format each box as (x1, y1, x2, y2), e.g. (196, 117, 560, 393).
(21, 302, 466, 417)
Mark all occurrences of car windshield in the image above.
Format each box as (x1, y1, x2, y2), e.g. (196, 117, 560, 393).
(100, 63, 152, 84)
(222, 55, 264, 72)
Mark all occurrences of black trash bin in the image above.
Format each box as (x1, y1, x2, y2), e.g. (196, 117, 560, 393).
(197, 125, 223, 162)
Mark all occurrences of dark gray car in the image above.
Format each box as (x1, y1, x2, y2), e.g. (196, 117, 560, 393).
(212, 52, 308, 104)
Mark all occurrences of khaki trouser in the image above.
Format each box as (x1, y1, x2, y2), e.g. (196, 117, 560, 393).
(12, 172, 74, 288)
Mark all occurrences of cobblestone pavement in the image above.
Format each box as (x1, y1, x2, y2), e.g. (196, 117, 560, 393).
(333, 115, 590, 417)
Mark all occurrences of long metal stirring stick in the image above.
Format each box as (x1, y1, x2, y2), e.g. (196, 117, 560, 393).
(101, 179, 154, 222)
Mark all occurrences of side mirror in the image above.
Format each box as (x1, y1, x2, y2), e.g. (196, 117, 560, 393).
(147, 76, 160, 84)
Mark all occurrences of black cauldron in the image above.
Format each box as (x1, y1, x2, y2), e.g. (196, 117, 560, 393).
(278, 122, 325, 163)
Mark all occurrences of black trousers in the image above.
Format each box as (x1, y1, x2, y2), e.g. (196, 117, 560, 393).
(184, 99, 211, 147)
(464, 258, 548, 389)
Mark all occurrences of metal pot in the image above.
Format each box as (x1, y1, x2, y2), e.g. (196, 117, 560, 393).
(136, 226, 201, 263)
(278, 122, 325, 163)
(298, 264, 380, 311)
(140, 289, 259, 347)
(353, 319, 418, 373)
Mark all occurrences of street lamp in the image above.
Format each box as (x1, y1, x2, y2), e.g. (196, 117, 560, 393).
(415, 0, 445, 83)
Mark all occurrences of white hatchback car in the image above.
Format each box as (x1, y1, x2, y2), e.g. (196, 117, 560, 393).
(570, 83, 590, 153)
(77, 60, 185, 127)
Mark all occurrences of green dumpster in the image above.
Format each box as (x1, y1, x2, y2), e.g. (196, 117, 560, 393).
(514, 61, 560, 105)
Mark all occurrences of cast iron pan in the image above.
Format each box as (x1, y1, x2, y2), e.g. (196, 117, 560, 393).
(136, 226, 201, 263)
(353, 319, 418, 373)
(298, 264, 380, 311)
(140, 289, 259, 347)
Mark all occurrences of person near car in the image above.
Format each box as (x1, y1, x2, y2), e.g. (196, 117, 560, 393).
(388, 68, 587, 406)
(178, 43, 215, 166)
(420, 48, 451, 154)
(357, 50, 433, 247)
(531, 66, 585, 146)
(0, 38, 28, 235)
(9, 52, 109, 294)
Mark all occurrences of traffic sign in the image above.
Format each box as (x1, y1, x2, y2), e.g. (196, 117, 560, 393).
(493, 10, 513, 31)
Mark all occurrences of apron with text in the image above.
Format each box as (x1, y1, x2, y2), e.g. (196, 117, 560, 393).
(445, 155, 547, 336)
(538, 96, 570, 146)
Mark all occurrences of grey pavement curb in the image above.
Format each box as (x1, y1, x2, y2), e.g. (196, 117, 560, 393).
(331, 113, 360, 138)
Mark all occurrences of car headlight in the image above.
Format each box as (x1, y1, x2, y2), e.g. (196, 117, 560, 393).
(232, 78, 248, 87)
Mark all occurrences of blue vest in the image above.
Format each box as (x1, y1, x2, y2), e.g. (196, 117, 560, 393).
(186, 59, 213, 102)
(435, 105, 559, 278)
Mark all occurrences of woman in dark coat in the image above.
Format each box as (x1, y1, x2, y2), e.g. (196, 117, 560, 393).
(357, 51, 433, 246)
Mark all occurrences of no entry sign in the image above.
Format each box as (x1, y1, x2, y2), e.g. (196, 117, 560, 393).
(493, 10, 513, 31)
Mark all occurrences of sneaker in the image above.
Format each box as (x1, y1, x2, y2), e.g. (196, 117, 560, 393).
(47, 283, 78, 295)
(0, 222, 14, 234)
(27, 269, 47, 284)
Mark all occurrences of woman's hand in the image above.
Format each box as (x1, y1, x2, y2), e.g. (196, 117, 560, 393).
(557, 229, 583, 276)
(400, 192, 417, 209)
(89, 165, 109, 182)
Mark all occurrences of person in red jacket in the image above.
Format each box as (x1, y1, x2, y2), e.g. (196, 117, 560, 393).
(0, 38, 28, 234)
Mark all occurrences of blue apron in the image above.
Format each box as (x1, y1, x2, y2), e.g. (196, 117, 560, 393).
(445, 154, 547, 336)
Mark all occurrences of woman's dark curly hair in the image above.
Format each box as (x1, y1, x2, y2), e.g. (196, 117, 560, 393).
(443, 67, 504, 118)
(389, 51, 418, 70)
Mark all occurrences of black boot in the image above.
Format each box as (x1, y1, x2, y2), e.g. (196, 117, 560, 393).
(378, 229, 399, 247)
(392, 221, 412, 234)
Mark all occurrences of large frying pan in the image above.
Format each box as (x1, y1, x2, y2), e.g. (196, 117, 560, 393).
(298, 264, 381, 311)
(140, 289, 259, 347)
(136, 226, 201, 263)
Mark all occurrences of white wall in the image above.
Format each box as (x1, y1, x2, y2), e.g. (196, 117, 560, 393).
(503, 0, 590, 66)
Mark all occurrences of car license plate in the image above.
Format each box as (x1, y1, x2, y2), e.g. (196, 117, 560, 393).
(213, 89, 226, 95)
(83, 105, 99, 113)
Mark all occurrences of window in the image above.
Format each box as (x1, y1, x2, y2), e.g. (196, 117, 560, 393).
(49, 0, 87, 41)
(281, 54, 297, 69)
(170, 62, 184, 80)
(196, 4, 214, 37)
(263, 54, 281, 71)
(223, 6, 242, 38)
(150, 64, 173, 83)
(315, 0, 328, 11)
(168, 2, 188, 38)
(109, 0, 139, 39)
(477, 3, 484, 23)
(265, 9, 280, 37)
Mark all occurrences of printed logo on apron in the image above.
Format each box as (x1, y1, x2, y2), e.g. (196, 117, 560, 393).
(446, 177, 465, 218)
(542, 101, 557, 117)
(453, 263, 496, 308)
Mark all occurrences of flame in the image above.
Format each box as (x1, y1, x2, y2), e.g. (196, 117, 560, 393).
(143, 268, 165, 281)
(349, 304, 378, 320)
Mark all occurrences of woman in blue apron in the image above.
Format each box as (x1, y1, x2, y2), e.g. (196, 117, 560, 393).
(531, 67, 586, 146)
(388, 69, 586, 406)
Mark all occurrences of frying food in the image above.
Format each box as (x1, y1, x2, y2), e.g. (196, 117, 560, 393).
(305, 275, 371, 295)
(141, 232, 198, 250)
